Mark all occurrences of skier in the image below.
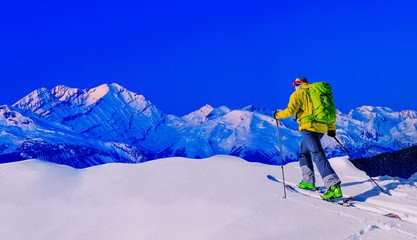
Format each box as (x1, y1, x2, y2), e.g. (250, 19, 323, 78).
(274, 76, 342, 200)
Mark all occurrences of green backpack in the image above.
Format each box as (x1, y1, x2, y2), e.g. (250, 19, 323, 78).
(304, 82, 336, 124)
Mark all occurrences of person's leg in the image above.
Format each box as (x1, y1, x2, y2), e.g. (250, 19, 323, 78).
(302, 130, 340, 189)
(299, 138, 315, 184)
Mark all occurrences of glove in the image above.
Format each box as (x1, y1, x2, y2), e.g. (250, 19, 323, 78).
(327, 130, 336, 138)
(274, 110, 280, 119)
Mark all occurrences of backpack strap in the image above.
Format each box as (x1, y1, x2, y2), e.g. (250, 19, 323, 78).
(299, 88, 316, 124)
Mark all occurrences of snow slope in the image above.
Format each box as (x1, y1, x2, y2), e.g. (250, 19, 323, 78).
(1, 156, 417, 240)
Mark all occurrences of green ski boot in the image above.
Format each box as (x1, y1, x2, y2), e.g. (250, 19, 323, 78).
(322, 184, 343, 200)
(298, 181, 316, 190)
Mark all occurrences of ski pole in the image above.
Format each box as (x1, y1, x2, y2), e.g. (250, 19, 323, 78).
(332, 136, 388, 195)
(275, 119, 287, 199)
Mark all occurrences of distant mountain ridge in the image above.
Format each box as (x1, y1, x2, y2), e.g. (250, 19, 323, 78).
(1, 83, 416, 169)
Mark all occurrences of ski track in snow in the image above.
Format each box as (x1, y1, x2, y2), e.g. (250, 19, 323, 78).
(0, 155, 417, 240)
(272, 178, 417, 240)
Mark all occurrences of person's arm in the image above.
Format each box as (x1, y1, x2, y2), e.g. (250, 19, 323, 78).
(274, 92, 301, 119)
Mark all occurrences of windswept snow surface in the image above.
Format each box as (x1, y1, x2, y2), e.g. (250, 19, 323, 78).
(1, 156, 417, 240)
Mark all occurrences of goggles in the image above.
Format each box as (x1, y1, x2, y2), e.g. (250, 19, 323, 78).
(293, 80, 306, 87)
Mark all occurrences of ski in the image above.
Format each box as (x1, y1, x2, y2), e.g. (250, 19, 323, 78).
(384, 213, 402, 221)
(267, 175, 404, 219)
(267, 175, 354, 207)
(324, 196, 354, 207)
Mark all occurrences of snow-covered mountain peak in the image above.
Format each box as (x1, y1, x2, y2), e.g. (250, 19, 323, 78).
(107, 83, 145, 101)
(360, 106, 392, 112)
(206, 106, 231, 120)
(399, 110, 417, 120)
(13, 87, 60, 116)
(348, 106, 376, 120)
(51, 85, 81, 102)
(348, 106, 405, 122)
(55, 83, 122, 107)
(108, 82, 125, 92)
(182, 104, 214, 124)
(106, 84, 163, 119)
(222, 110, 254, 127)
(51, 83, 126, 105)
(14, 87, 51, 106)
(200, 104, 214, 113)
(84, 84, 110, 106)
(9, 83, 166, 146)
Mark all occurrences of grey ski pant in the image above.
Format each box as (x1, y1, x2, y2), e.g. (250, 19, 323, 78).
(299, 130, 340, 189)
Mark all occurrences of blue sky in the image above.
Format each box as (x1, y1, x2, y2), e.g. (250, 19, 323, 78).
(1, 1, 416, 116)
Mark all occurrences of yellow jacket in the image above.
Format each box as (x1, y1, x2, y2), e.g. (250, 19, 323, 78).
(275, 83, 336, 134)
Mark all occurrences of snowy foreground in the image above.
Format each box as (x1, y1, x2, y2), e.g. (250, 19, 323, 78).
(1, 156, 417, 240)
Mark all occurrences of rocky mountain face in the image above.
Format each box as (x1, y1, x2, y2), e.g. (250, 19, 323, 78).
(1, 83, 416, 170)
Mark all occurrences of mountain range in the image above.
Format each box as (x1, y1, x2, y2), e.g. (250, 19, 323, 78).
(1, 83, 416, 168)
